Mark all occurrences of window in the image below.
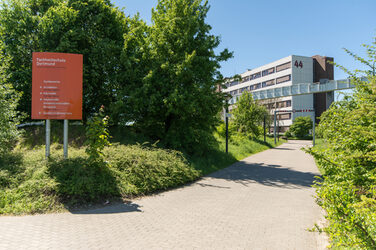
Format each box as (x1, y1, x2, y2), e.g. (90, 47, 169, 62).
(276, 75, 291, 84)
(240, 87, 249, 93)
(276, 100, 292, 108)
(276, 62, 291, 72)
(268, 103, 275, 109)
(251, 83, 261, 90)
(277, 113, 291, 120)
(230, 90, 238, 96)
(250, 72, 261, 80)
(241, 76, 250, 83)
(262, 79, 275, 88)
(262, 67, 275, 76)
(230, 80, 239, 87)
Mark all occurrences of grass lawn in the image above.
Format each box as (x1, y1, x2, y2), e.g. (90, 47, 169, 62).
(0, 124, 285, 215)
(190, 134, 284, 175)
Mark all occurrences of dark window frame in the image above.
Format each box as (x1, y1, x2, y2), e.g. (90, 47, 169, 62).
(276, 62, 291, 72)
(276, 75, 291, 84)
(262, 67, 275, 76)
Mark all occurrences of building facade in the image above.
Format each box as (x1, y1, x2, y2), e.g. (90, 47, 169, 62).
(222, 55, 334, 132)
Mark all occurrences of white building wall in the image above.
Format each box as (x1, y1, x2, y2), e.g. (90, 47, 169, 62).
(291, 56, 315, 123)
(223, 54, 322, 131)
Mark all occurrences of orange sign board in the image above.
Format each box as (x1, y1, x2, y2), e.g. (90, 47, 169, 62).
(32, 52, 83, 120)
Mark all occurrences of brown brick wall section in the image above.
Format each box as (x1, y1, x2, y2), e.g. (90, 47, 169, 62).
(312, 55, 334, 82)
(312, 55, 334, 123)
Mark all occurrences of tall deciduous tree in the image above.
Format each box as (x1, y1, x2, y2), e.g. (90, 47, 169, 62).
(123, 0, 232, 153)
(0, 0, 129, 121)
(0, 39, 22, 155)
(232, 92, 268, 137)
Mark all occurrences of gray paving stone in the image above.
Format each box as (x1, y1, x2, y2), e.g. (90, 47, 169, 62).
(0, 140, 328, 250)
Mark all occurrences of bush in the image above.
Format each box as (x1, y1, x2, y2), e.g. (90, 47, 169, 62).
(284, 130, 292, 138)
(85, 106, 111, 162)
(288, 116, 312, 138)
(0, 84, 22, 155)
(216, 121, 237, 139)
(306, 38, 376, 249)
(106, 144, 200, 195)
(0, 143, 201, 214)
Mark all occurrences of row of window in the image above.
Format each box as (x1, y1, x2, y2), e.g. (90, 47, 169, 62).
(262, 67, 274, 76)
(271, 113, 292, 120)
(278, 113, 292, 120)
(226, 61, 291, 88)
(264, 100, 292, 110)
(229, 74, 291, 96)
(276, 74, 291, 84)
(276, 62, 291, 72)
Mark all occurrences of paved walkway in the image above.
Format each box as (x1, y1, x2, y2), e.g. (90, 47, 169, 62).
(0, 140, 327, 250)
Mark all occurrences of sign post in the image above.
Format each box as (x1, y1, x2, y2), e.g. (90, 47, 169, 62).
(32, 52, 83, 159)
(63, 119, 68, 159)
(263, 115, 266, 143)
(312, 110, 316, 147)
(225, 107, 230, 154)
(46, 119, 51, 158)
(274, 111, 277, 144)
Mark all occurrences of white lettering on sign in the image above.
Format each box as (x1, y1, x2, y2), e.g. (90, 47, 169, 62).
(36, 58, 67, 67)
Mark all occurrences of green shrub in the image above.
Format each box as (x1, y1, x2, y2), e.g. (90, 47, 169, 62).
(85, 106, 111, 162)
(106, 144, 200, 195)
(307, 38, 376, 248)
(216, 121, 237, 139)
(0, 84, 22, 155)
(289, 116, 312, 138)
(0, 143, 201, 214)
(284, 130, 292, 138)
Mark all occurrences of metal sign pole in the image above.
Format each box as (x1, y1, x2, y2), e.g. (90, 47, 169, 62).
(63, 119, 68, 159)
(225, 107, 229, 154)
(277, 118, 280, 142)
(263, 115, 266, 143)
(312, 109, 315, 147)
(274, 111, 277, 144)
(46, 119, 51, 159)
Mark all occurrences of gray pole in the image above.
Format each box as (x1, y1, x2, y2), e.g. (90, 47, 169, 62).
(45, 119, 51, 159)
(263, 115, 266, 143)
(312, 111, 315, 147)
(225, 107, 229, 154)
(277, 118, 279, 142)
(274, 111, 277, 144)
(63, 119, 68, 159)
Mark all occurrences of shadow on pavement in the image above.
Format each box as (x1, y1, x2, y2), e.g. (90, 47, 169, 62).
(209, 162, 319, 189)
(195, 182, 231, 189)
(71, 202, 142, 214)
(271, 147, 294, 151)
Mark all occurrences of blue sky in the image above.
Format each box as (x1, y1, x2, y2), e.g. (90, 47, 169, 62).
(113, 0, 376, 81)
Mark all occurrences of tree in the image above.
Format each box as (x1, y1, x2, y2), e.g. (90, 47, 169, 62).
(306, 38, 376, 248)
(0, 84, 22, 155)
(0, 0, 129, 121)
(288, 116, 312, 138)
(0, 42, 22, 154)
(258, 97, 283, 133)
(122, 0, 233, 153)
(0, 38, 22, 155)
(232, 92, 268, 137)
